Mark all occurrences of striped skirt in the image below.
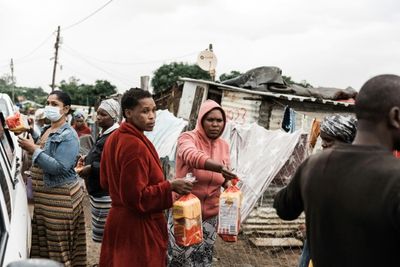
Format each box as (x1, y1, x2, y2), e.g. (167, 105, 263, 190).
(30, 165, 87, 267)
(167, 211, 218, 267)
(89, 195, 111, 243)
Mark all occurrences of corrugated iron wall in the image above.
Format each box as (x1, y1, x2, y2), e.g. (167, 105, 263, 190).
(260, 99, 354, 132)
(220, 90, 262, 124)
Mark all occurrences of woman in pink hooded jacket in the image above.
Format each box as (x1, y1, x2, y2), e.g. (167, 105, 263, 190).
(168, 99, 236, 267)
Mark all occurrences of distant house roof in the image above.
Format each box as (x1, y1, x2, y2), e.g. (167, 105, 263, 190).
(179, 77, 354, 107)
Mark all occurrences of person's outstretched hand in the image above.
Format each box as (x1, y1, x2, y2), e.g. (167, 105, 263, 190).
(221, 166, 236, 180)
(170, 179, 193, 195)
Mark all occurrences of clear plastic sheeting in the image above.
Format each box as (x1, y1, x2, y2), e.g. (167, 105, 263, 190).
(145, 110, 188, 159)
(221, 121, 302, 222)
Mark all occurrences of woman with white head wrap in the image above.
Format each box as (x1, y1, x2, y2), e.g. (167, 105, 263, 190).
(76, 98, 121, 242)
(98, 98, 121, 123)
(320, 114, 357, 149)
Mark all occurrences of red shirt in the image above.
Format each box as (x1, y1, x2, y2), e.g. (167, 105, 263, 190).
(73, 125, 91, 137)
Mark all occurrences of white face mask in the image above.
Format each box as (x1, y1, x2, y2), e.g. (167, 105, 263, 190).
(44, 105, 63, 122)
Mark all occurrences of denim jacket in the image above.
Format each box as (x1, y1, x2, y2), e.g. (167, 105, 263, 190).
(32, 123, 79, 187)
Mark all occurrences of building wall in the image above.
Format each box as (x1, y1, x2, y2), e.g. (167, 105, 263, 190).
(220, 90, 262, 125)
(259, 98, 354, 133)
(153, 84, 182, 116)
(177, 81, 208, 121)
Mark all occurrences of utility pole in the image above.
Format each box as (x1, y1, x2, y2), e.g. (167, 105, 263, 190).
(10, 58, 14, 101)
(208, 44, 215, 81)
(51, 26, 61, 92)
(140, 76, 150, 91)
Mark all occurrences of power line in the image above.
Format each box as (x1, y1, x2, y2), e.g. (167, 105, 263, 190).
(61, 47, 132, 87)
(62, 0, 114, 31)
(0, 31, 55, 67)
(16, 31, 56, 61)
(63, 42, 197, 66)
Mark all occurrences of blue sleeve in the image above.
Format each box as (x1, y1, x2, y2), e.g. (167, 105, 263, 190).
(33, 133, 79, 176)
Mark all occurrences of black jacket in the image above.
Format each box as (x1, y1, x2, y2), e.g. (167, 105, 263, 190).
(274, 144, 400, 267)
(85, 131, 114, 197)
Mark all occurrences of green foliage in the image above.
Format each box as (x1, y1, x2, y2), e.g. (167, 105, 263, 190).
(0, 74, 117, 108)
(151, 62, 211, 94)
(282, 75, 313, 88)
(219, 70, 242, 82)
(0, 74, 48, 104)
(59, 77, 117, 106)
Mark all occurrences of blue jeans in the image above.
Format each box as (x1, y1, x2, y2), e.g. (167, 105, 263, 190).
(299, 239, 310, 267)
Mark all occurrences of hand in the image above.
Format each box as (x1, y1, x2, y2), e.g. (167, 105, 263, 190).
(222, 179, 232, 189)
(221, 166, 237, 180)
(170, 179, 193, 195)
(28, 117, 34, 130)
(77, 165, 91, 177)
(76, 155, 86, 166)
(17, 134, 38, 154)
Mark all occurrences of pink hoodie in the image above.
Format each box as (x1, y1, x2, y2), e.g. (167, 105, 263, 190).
(176, 100, 231, 220)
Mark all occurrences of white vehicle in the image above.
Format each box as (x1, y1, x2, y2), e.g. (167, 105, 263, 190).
(0, 94, 22, 161)
(0, 110, 31, 266)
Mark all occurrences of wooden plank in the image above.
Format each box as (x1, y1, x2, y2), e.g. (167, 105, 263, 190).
(249, 237, 303, 247)
(187, 85, 205, 130)
(244, 218, 305, 225)
(243, 230, 297, 237)
(242, 224, 300, 230)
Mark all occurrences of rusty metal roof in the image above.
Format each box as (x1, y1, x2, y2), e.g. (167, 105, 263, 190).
(179, 77, 354, 107)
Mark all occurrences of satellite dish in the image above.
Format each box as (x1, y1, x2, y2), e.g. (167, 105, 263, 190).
(197, 50, 217, 71)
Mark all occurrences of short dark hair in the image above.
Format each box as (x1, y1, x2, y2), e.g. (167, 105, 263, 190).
(355, 74, 400, 122)
(121, 88, 152, 118)
(49, 90, 72, 106)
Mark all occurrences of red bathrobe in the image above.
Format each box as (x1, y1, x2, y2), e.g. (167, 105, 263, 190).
(99, 122, 172, 267)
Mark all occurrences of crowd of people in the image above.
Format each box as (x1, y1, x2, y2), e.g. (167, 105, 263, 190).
(11, 74, 400, 267)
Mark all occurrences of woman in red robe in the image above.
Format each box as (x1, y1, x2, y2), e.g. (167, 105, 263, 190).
(99, 88, 193, 267)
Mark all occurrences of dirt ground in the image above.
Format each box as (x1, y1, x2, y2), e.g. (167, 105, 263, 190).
(83, 195, 300, 267)
(83, 195, 101, 267)
(214, 238, 300, 267)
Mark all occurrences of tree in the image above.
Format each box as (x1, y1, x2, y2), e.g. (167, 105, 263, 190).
(59, 77, 117, 106)
(0, 74, 48, 104)
(219, 70, 242, 82)
(151, 62, 211, 94)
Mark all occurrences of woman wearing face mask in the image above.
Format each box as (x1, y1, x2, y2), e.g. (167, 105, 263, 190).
(168, 99, 237, 267)
(17, 90, 86, 267)
(76, 98, 120, 243)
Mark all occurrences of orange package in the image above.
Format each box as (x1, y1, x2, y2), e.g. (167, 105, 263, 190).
(6, 112, 30, 133)
(217, 178, 243, 242)
(172, 193, 203, 247)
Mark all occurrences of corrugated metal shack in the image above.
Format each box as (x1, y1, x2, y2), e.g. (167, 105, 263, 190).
(153, 77, 355, 247)
(155, 77, 354, 132)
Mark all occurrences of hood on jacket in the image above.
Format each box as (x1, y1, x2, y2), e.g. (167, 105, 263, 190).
(195, 99, 226, 139)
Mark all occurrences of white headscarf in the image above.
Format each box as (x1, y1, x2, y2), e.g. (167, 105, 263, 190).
(98, 99, 120, 122)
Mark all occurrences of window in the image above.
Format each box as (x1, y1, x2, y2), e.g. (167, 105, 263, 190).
(0, 113, 14, 166)
(0, 202, 8, 267)
(0, 164, 11, 220)
(0, 100, 10, 118)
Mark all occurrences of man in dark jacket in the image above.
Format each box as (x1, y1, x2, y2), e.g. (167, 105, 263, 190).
(274, 74, 400, 267)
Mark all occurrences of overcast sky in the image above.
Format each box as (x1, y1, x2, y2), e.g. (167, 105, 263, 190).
(0, 0, 399, 93)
